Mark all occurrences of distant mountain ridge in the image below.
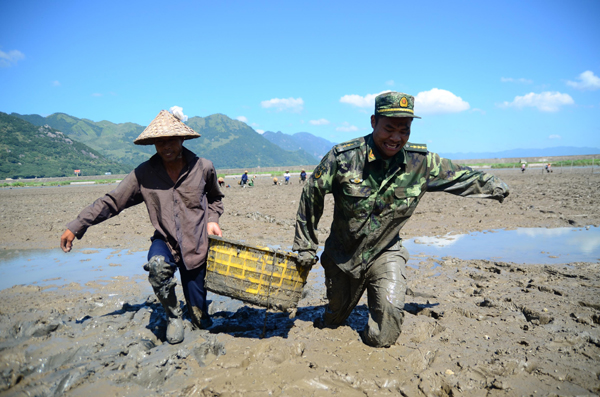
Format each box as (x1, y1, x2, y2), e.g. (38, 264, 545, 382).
(0, 112, 132, 178)
(263, 131, 337, 159)
(11, 112, 319, 169)
(439, 146, 600, 160)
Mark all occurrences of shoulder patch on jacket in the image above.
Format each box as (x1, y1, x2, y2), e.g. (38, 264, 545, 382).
(404, 142, 428, 153)
(334, 138, 363, 154)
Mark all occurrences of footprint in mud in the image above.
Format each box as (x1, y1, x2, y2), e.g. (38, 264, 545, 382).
(193, 339, 226, 367)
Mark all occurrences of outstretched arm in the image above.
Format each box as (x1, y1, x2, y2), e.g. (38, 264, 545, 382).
(60, 171, 143, 252)
(426, 153, 509, 202)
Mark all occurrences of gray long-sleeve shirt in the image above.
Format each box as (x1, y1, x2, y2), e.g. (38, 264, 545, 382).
(67, 147, 224, 270)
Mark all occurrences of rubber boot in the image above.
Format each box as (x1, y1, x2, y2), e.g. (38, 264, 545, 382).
(144, 255, 184, 344)
(189, 305, 213, 330)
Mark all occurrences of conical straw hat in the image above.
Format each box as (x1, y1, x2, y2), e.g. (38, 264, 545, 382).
(134, 110, 201, 145)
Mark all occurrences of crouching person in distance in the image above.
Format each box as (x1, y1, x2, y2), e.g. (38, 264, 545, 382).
(60, 107, 224, 344)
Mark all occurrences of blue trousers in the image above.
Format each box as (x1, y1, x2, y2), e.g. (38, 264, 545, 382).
(148, 238, 208, 313)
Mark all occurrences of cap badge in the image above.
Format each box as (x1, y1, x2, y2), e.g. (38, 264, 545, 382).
(400, 97, 408, 108)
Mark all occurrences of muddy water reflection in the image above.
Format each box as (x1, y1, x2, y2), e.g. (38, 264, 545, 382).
(2, 227, 598, 292)
(404, 226, 600, 266)
(0, 248, 149, 291)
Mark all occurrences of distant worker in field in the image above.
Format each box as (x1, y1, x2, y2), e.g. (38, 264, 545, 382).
(300, 169, 307, 184)
(546, 163, 552, 173)
(218, 176, 225, 187)
(521, 163, 526, 173)
(284, 170, 291, 185)
(60, 107, 224, 345)
(273, 176, 278, 185)
(241, 170, 249, 186)
(293, 92, 509, 348)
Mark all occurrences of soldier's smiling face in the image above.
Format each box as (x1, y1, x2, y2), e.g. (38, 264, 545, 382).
(371, 115, 412, 159)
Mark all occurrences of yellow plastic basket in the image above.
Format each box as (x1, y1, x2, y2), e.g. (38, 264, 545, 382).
(205, 236, 310, 311)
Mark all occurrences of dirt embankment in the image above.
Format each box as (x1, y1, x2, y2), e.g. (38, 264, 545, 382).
(0, 168, 599, 396)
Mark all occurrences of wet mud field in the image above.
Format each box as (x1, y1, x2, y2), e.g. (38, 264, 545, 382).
(1, 168, 600, 396)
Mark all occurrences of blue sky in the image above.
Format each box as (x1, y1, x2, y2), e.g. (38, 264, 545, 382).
(1, 0, 599, 154)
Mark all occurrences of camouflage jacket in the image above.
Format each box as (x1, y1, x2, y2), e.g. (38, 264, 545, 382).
(293, 134, 509, 278)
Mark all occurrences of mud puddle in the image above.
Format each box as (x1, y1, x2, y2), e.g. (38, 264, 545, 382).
(0, 248, 149, 290)
(404, 226, 600, 266)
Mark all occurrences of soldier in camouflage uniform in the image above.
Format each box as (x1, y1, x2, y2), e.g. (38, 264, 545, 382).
(293, 92, 509, 348)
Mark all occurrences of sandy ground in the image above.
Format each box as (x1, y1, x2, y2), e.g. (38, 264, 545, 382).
(1, 168, 599, 396)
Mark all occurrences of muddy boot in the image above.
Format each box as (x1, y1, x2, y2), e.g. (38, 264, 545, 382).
(189, 305, 213, 330)
(144, 255, 184, 344)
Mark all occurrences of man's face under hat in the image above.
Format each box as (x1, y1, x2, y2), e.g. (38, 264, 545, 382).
(370, 92, 419, 159)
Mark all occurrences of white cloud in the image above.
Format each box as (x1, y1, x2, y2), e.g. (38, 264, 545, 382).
(92, 93, 102, 97)
(52, 80, 61, 87)
(256, 129, 265, 134)
(251, 122, 259, 127)
(0, 49, 25, 67)
(310, 118, 330, 125)
(566, 70, 600, 91)
(340, 89, 469, 115)
(336, 122, 359, 132)
(415, 88, 470, 115)
(236, 116, 248, 123)
(501, 77, 533, 84)
(501, 91, 574, 112)
(549, 134, 561, 139)
(261, 97, 304, 112)
(340, 91, 390, 108)
(385, 80, 395, 86)
(471, 108, 486, 114)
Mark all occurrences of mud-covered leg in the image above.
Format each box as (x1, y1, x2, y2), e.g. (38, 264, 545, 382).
(144, 255, 184, 344)
(362, 246, 408, 348)
(320, 253, 366, 327)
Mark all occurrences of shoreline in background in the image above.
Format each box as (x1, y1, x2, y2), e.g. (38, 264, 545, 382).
(3, 153, 600, 187)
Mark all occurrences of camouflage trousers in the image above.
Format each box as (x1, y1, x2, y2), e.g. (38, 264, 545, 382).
(321, 241, 409, 348)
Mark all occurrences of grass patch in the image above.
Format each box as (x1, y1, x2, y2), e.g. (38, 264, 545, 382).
(1, 178, 122, 188)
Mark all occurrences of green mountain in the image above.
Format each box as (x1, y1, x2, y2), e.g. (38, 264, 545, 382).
(0, 112, 132, 179)
(13, 112, 154, 166)
(184, 114, 317, 168)
(12, 112, 318, 169)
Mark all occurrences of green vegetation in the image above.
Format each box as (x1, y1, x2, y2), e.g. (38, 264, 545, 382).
(459, 159, 598, 169)
(0, 178, 123, 188)
(0, 113, 132, 179)
(12, 112, 318, 169)
(216, 169, 312, 179)
(550, 159, 597, 167)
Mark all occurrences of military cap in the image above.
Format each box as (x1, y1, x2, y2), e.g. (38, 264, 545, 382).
(374, 92, 421, 119)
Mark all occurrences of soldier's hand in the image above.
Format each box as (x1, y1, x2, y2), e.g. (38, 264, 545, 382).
(297, 251, 318, 269)
(492, 187, 509, 203)
(60, 229, 75, 253)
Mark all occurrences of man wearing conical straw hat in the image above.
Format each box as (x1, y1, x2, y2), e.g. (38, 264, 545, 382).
(60, 106, 224, 344)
